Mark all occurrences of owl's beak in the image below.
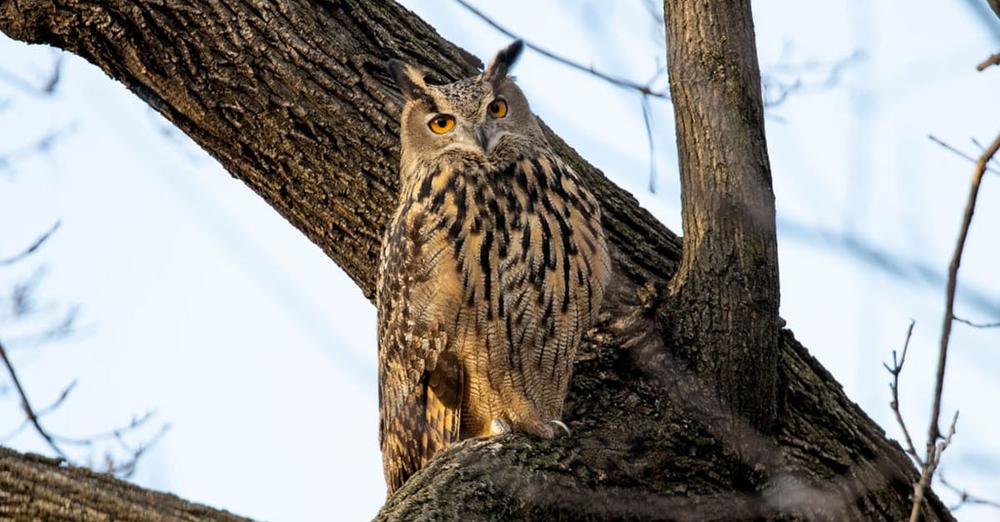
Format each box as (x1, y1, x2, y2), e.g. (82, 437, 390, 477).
(474, 125, 490, 153)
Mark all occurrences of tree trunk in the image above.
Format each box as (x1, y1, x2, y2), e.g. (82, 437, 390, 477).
(663, 0, 780, 437)
(0, 1, 952, 520)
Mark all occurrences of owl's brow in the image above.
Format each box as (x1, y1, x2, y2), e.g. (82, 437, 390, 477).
(417, 94, 439, 114)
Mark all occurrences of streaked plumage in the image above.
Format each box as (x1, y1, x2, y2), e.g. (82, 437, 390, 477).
(377, 41, 611, 495)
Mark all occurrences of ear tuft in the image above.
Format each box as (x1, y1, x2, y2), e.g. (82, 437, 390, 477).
(387, 59, 430, 101)
(483, 40, 524, 86)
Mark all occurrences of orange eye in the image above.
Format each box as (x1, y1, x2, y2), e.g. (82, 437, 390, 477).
(487, 99, 508, 118)
(428, 114, 456, 134)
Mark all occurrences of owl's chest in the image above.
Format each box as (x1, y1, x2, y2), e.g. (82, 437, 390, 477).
(455, 173, 593, 311)
(385, 156, 604, 323)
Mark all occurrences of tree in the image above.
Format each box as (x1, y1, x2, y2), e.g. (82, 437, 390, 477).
(0, 0, 955, 520)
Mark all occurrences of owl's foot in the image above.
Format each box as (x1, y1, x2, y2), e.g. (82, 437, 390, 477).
(490, 418, 512, 436)
(517, 418, 571, 439)
(549, 419, 571, 437)
(491, 417, 571, 439)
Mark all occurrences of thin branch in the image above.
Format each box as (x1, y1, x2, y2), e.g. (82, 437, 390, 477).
(909, 131, 1000, 521)
(640, 94, 658, 192)
(0, 54, 62, 95)
(4, 305, 86, 347)
(34, 380, 77, 418)
(883, 321, 922, 465)
(453, 0, 669, 99)
(0, 418, 32, 441)
(52, 411, 157, 446)
(1, 380, 76, 441)
(970, 137, 1000, 172)
(939, 471, 1000, 512)
(105, 422, 171, 478)
(7, 267, 47, 319)
(953, 316, 1000, 328)
(909, 411, 959, 522)
(0, 339, 167, 476)
(0, 339, 68, 460)
(928, 135, 1000, 175)
(977, 52, 1000, 71)
(928, 132, 1000, 443)
(0, 125, 76, 177)
(0, 221, 60, 266)
(762, 51, 864, 108)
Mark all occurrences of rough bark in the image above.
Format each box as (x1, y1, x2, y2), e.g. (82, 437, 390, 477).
(664, 0, 780, 435)
(0, 447, 250, 521)
(0, 0, 952, 520)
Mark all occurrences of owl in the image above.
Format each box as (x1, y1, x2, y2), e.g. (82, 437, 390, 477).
(377, 41, 611, 495)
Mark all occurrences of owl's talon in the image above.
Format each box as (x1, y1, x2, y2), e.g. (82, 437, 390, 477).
(490, 418, 512, 435)
(550, 420, 571, 437)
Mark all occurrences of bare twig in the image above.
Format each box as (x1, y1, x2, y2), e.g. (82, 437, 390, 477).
(883, 321, 922, 465)
(1, 380, 76, 441)
(939, 471, 1000, 512)
(639, 94, 658, 192)
(908, 131, 1000, 521)
(909, 412, 959, 522)
(34, 380, 77, 417)
(762, 51, 864, 108)
(52, 410, 157, 446)
(8, 267, 47, 319)
(0, 126, 76, 176)
(0, 339, 168, 475)
(977, 52, 1000, 71)
(953, 316, 1000, 328)
(928, 135, 1000, 175)
(105, 422, 171, 478)
(0, 54, 62, 95)
(0, 221, 60, 266)
(453, 0, 669, 99)
(970, 137, 1000, 171)
(4, 305, 85, 347)
(928, 132, 1000, 442)
(0, 339, 68, 460)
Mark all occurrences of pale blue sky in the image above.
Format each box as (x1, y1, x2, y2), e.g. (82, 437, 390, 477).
(1, 1, 998, 520)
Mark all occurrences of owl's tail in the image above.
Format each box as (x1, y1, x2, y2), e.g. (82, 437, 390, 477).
(382, 353, 463, 496)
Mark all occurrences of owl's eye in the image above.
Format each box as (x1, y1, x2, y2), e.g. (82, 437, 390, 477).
(487, 99, 508, 119)
(428, 114, 456, 134)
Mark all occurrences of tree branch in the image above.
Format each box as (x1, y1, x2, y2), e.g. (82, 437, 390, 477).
(0, 446, 253, 521)
(910, 131, 1000, 520)
(0, 221, 60, 266)
(939, 471, 1000, 512)
(0, 339, 69, 460)
(953, 316, 1000, 328)
(453, 0, 669, 99)
(977, 52, 1000, 71)
(928, 132, 1000, 441)
(884, 321, 922, 466)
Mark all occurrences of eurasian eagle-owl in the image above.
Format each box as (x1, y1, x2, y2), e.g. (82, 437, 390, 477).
(377, 41, 611, 495)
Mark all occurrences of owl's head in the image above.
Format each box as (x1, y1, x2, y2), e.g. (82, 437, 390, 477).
(388, 41, 545, 171)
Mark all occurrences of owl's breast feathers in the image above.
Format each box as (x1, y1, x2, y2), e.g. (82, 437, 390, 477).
(376, 150, 610, 494)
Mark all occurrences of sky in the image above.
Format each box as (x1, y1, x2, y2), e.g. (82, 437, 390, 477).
(0, 0, 998, 520)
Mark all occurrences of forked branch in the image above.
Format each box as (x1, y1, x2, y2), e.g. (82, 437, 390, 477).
(906, 131, 1000, 522)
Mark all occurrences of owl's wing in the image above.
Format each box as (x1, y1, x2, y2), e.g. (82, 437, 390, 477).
(377, 199, 463, 496)
(498, 157, 610, 417)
